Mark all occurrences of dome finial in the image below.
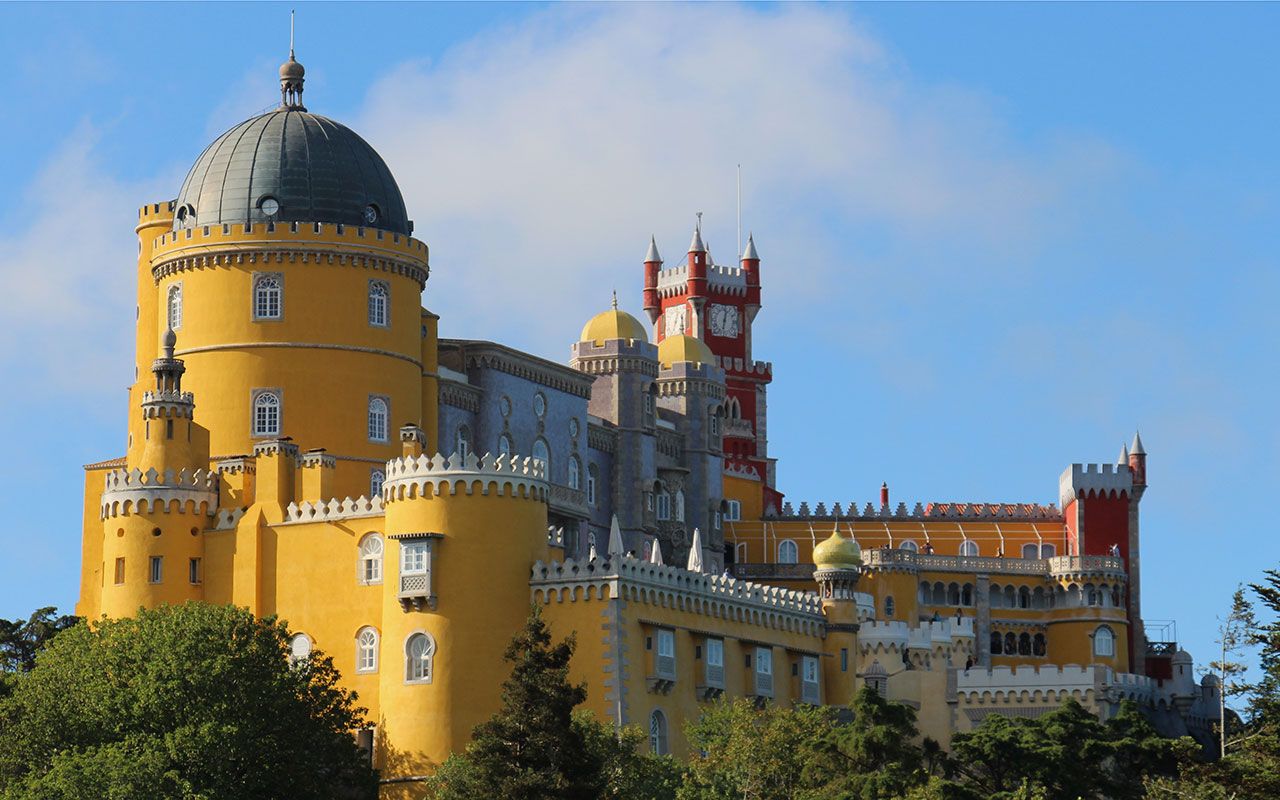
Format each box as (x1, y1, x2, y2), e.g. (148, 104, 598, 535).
(611, 290, 618, 310)
(279, 10, 306, 110)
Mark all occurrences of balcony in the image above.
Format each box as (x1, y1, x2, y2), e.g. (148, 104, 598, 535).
(398, 572, 435, 611)
(731, 563, 816, 581)
(723, 419, 754, 438)
(548, 484, 587, 518)
(862, 548, 1124, 578)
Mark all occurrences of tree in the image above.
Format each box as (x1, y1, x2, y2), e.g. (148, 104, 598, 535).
(0, 602, 375, 800)
(809, 686, 936, 800)
(1209, 587, 1257, 759)
(426, 605, 606, 800)
(0, 607, 78, 696)
(575, 710, 681, 800)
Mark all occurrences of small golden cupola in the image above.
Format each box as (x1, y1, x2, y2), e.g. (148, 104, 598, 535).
(581, 293, 650, 345)
(657, 333, 715, 368)
(812, 528, 862, 570)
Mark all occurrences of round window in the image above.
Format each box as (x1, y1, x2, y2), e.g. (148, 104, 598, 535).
(499, 396, 512, 418)
(363, 204, 379, 225)
(259, 196, 280, 217)
(569, 418, 580, 437)
(533, 394, 546, 418)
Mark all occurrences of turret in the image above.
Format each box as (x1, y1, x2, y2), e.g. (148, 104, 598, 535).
(741, 233, 760, 291)
(685, 223, 708, 330)
(813, 527, 863, 706)
(643, 236, 662, 324)
(1128, 431, 1147, 493)
(138, 329, 208, 473)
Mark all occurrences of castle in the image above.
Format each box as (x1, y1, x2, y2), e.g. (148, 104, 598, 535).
(74, 53, 1220, 792)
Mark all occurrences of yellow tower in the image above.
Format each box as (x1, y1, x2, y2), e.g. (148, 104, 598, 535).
(813, 527, 863, 705)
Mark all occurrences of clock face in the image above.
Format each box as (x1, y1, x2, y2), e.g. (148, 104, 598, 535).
(709, 304, 739, 338)
(259, 197, 280, 217)
(363, 205, 378, 224)
(664, 304, 688, 337)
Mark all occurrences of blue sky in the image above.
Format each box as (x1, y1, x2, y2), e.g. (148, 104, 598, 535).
(0, 2, 1275, 686)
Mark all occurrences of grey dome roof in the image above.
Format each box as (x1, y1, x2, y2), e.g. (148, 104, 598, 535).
(172, 109, 410, 235)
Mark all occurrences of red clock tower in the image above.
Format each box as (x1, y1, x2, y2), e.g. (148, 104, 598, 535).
(643, 223, 782, 514)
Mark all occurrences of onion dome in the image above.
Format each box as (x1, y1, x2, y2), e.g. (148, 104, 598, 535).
(813, 529, 862, 570)
(171, 56, 410, 236)
(580, 295, 649, 345)
(657, 334, 714, 368)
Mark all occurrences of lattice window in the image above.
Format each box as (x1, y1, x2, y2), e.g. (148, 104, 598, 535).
(359, 534, 383, 584)
(368, 280, 389, 327)
(253, 274, 282, 320)
(405, 632, 435, 683)
(252, 391, 281, 436)
(167, 283, 182, 330)
(356, 627, 379, 673)
(368, 397, 389, 442)
(649, 710, 668, 755)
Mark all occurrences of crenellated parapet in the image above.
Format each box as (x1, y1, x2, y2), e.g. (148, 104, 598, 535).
(283, 495, 383, 524)
(860, 618, 975, 660)
(530, 555, 825, 636)
(774, 500, 1062, 521)
(383, 452, 547, 502)
(140, 389, 195, 419)
(954, 664, 1154, 708)
(100, 467, 219, 518)
(1059, 463, 1133, 507)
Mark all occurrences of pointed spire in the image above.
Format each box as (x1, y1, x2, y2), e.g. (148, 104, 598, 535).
(742, 233, 759, 261)
(607, 515, 625, 558)
(278, 12, 306, 110)
(1118, 443, 1130, 465)
(1131, 431, 1146, 456)
(649, 539, 664, 565)
(688, 226, 706, 254)
(686, 528, 705, 573)
(611, 290, 618, 310)
(645, 235, 662, 264)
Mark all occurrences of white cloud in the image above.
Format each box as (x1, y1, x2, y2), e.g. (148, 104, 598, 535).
(0, 123, 173, 403)
(354, 4, 1115, 359)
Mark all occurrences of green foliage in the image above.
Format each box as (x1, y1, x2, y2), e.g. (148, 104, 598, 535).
(0, 603, 375, 800)
(427, 605, 678, 800)
(0, 607, 78, 697)
(950, 698, 1183, 800)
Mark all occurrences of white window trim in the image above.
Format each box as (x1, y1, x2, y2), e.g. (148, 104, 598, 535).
(368, 279, 390, 328)
(148, 556, 163, 584)
(401, 541, 429, 575)
(252, 272, 283, 321)
(167, 282, 183, 331)
(370, 469, 385, 499)
(405, 631, 436, 684)
(251, 388, 282, 438)
(1093, 626, 1116, 657)
(568, 456, 581, 490)
(959, 539, 979, 557)
(725, 500, 742, 522)
(368, 395, 390, 443)
(777, 539, 799, 565)
(356, 627, 380, 674)
(649, 709, 668, 755)
(586, 466, 597, 506)
(290, 632, 313, 662)
(358, 533, 384, 585)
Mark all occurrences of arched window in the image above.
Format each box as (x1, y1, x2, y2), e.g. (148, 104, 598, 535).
(919, 582, 931, 605)
(962, 584, 974, 606)
(1022, 543, 1039, 559)
(899, 540, 919, 554)
(947, 583, 960, 606)
(532, 438, 549, 473)
(167, 283, 182, 330)
(649, 709, 668, 755)
(1086, 584, 1099, 606)
(1004, 632, 1016, 655)
(358, 534, 383, 584)
(1033, 633, 1047, 656)
(368, 397, 389, 442)
(368, 280, 389, 327)
(884, 596, 895, 618)
(587, 464, 598, 506)
(1018, 587, 1031, 609)
(356, 627, 379, 674)
(959, 539, 979, 557)
(656, 488, 671, 521)
(290, 632, 312, 662)
(1032, 587, 1046, 609)
(1040, 543, 1056, 558)
(568, 456, 581, 490)
(253, 273, 282, 319)
(406, 632, 436, 683)
(370, 470, 385, 498)
(252, 391, 281, 437)
(673, 490, 685, 522)
(778, 540, 798, 565)
(990, 632, 1002, 655)
(1004, 586, 1016, 608)
(457, 425, 473, 460)
(1018, 633, 1031, 655)
(932, 582, 946, 606)
(1093, 626, 1115, 657)
(498, 434, 512, 457)
(1112, 586, 1122, 608)
(990, 584, 1003, 609)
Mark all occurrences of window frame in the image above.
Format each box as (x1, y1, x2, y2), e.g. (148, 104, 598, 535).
(368, 396, 390, 443)
(370, 469, 385, 499)
(456, 425, 472, 460)
(405, 631, 436, 684)
(167, 282, 183, 331)
(725, 500, 742, 522)
(290, 632, 313, 662)
(188, 557, 202, 585)
(649, 709, 668, 755)
(251, 389, 282, 438)
(367, 279, 390, 327)
(959, 539, 979, 557)
(531, 437, 550, 474)
(777, 539, 799, 565)
(1093, 626, 1115, 657)
(359, 533, 384, 585)
(586, 464, 598, 505)
(252, 272, 283, 321)
(356, 627, 379, 674)
(568, 455, 581, 490)
(148, 555, 163, 584)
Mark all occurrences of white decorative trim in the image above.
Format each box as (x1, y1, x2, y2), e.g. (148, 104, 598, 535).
(383, 452, 548, 502)
(100, 468, 219, 519)
(283, 495, 385, 524)
(177, 342, 422, 369)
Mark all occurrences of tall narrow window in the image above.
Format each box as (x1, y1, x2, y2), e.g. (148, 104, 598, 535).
(406, 632, 435, 683)
(368, 280, 389, 327)
(649, 710, 668, 755)
(587, 464, 598, 505)
(253, 273, 282, 320)
(356, 627, 379, 674)
(368, 397, 389, 442)
(801, 655, 820, 704)
(252, 391, 281, 437)
(370, 470, 385, 498)
(656, 489, 671, 521)
(498, 434, 512, 457)
(778, 540, 798, 564)
(359, 534, 384, 584)
(674, 490, 685, 522)
(188, 557, 202, 584)
(706, 638, 725, 687)
(457, 426, 472, 460)
(148, 556, 163, 584)
(532, 438, 549, 473)
(167, 283, 182, 330)
(568, 456, 581, 490)
(655, 629, 675, 679)
(725, 500, 741, 521)
(1093, 626, 1115, 657)
(114, 557, 125, 585)
(755, 646, 773, 696)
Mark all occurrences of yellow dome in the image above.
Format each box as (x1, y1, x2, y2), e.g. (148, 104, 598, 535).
(657, 334, 715, 368)
(580, 307, 648, 345)
(812, 529, 862, 569)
